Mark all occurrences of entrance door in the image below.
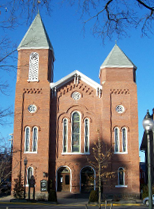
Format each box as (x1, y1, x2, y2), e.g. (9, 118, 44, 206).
(57, 167, 70, 191)
(81, 167, 94, 192)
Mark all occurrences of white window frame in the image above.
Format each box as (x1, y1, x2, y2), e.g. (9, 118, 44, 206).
(28, 52, 39, 82)
(114, 127, 120, 153)
(24, 126, 30, 152)
(32, 126, 38, 152)
(122, 127, 127, 153)
(84, 118, 90, 153)
(71, 111, 81, 153)
(63, 118, 68, 153)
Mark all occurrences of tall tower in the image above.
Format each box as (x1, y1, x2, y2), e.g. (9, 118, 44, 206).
(12, 13, 54, 197)
(100, 44, 140, 196)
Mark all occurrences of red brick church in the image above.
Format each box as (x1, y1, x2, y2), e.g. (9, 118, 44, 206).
(11, 13, 140, 199)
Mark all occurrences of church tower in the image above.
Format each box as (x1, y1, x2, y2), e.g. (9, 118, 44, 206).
(12, 13, 54, 197)
(100, 44, 140, 195)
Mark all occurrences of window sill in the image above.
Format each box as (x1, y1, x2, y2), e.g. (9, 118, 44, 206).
(24, 151, 37, 154)
(114, 152, 128, 154)
(115, 185, 127, 188)
(61, 152, 90, 155)
(27, 79, 39, 82)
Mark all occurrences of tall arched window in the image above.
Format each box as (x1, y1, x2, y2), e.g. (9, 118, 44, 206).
(84, 118, 89, 153)
(72, 112, 80, 152)
(32, 126, 38, 152)
(63, 118, 68, 152)
(118, 167, 125, 185)
(25, 127, 30, 152)
(122, 127, 127, 152)
(29, 52, 39, 81)
(114, 127, 119, 153)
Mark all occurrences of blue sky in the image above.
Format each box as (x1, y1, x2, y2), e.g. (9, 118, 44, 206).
(1, 1, 154, 161)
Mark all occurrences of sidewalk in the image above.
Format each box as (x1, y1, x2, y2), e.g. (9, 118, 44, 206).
(0, 192, 143, 206)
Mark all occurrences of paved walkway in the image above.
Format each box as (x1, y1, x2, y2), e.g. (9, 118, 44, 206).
(0, 192, 143, 206)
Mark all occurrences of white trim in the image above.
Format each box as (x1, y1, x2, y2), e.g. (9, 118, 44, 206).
(50, 70, 102, 91)
(56, 165, 72, 192)
(100, 65, 134, 69)
(32, 126, 38, 152)
(84, 118, 90, 153)
(115, 185, 128, 188)
(18, 47, 52, 51)
(61, 152, 90, 155)
(24, 126, 30, 152)
(114, 152, 128, 154)
(80, 166, 96, 192)
(71, 111, 81, 153)
(63, 118, 68, 153)
(27, 79, 39, 82)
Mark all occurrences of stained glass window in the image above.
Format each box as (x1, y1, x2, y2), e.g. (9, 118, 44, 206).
(72, 112, 80, 152)
(122, 128, 127, 152)
(114, 127, 119, 152)
(25, 127, 30, 152)
(118, 168, 124, 185)
(32, 127, 38, 152)
(85, 119, 89, 152)
(63, 119, 68, 152)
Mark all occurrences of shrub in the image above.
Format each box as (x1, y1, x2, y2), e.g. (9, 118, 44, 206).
(89, 190, 98, 202)
(142, 185, 154, 199)
(13, 174, 24, 199)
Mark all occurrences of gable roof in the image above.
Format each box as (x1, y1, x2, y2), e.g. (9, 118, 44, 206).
(50, 70, 102, 91)
(18, 12, 54, 52)
(100, 44, 136, 69)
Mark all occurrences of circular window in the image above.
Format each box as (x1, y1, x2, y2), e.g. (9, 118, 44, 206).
(28, 104, 37, 113)
(116, 105, 125, 114)
(72, 92, 81, 100)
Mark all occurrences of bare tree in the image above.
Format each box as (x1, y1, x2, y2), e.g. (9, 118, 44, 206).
(67, 0, 154, 41)
(87, 130, 114, 209)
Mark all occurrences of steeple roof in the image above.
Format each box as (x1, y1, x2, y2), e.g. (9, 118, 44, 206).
(18, 12, 54, 51)
(100, 44, 136, 69)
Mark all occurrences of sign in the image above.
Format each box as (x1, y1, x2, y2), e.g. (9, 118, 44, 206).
(40, 179, 48, 192)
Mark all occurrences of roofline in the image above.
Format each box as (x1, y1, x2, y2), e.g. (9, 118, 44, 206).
(100, 65, 137, 69)
(17, 46, 53, 51)
(50, 70, 102, 90)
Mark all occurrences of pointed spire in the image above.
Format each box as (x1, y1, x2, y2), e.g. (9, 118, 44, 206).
(18, 12, 54, 52)
(100, 44, 136, 69)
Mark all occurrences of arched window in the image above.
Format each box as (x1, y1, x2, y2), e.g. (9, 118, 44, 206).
(122, 127, 127, 152)
(118, 167, 125, 185)
(29, 52, 39, 81)
(72, 112, 80, 152)
(114, 127, 119, 153)
(32, 126, 38, 152)
(25, 127, 30, 152)
(63, 119, 68, 152)
(27, 167, 33, 184)
(84, 118, 89, 153)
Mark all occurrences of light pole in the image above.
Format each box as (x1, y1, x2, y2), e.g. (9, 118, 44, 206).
(24, 157, 28, 199)
(143, 110, 154, 209)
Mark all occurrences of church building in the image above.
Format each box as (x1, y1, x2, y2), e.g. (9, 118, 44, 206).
(11, 13, 140, 199)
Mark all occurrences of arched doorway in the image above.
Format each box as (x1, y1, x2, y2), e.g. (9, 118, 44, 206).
(81, 166, 94, 192)
(57, 167, 70, 191)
